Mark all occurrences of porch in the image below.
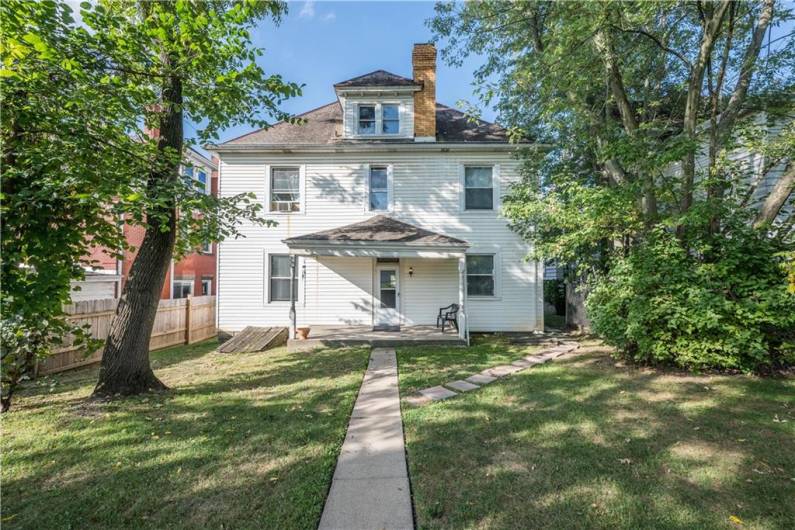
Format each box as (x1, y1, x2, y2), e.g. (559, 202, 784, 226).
(287, 324, 465, 352)
(283, 215, 472, 344)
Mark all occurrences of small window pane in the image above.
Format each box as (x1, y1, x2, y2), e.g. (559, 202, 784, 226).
(382, 104, 399, 134)
(466, 276, 494, 296)
(370, 191, 388, 211)
(270, 279, 291, 301)
(359, 105, 375, 135)
(467, 255, 494, 274)
(465, 166, 492, 188)
(380, 289, 397, 308)
(370, 167, 388, 189)
(465, 188, 493, 210)
(359, 106, 375, 120)
(380, 270, 396, 289)
(270, 255, 291, 278)
(382, 104, 399, 120)
(183, 166, 194, 178)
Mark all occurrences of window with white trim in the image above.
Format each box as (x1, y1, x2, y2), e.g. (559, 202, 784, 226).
(270, 167, 301, 212)
(358, 105, 376, 135)
(172, 279, 193, 299)
(466, 255, 495, 296)
(268, 254, 296, 302)
(201, 277, 212, 296)
(382, 104, 399, 134)
(200, 241, 212, 254)
(464, 166, 494, 210)
(369, 166, 389, 211)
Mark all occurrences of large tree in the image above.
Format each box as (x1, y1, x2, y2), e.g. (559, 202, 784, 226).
(431, 0, 795, 370)
(1, 0, 299, 409)
(85, 0, 299, 396)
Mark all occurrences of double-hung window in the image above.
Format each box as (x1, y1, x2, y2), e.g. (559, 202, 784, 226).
(464, 166, 494, 210)
(196, 169, 208, 194)
(270, 167, 301, 212)
(268, 254, 297, 302)
(466, 255, 495, 297)
(358, 105, 376, 135)
(369, 166, 389, 211)
(172, 279, 193, 299)
(382, 104, 399, 134)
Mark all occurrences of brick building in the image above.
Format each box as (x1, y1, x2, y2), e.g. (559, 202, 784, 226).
(81, 147, 218, 300)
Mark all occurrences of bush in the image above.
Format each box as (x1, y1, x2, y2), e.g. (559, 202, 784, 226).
(586, 226, 795, 372)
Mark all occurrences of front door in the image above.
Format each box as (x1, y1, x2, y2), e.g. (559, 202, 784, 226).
(375, 265, 400, 329)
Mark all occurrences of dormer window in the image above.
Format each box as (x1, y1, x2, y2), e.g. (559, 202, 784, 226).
(356, 103, 400, 136)
(358, 105, 376, 135)
(382, 104, 399, 134)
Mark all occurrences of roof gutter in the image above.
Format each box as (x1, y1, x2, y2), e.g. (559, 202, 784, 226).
(205, 142, 551, 154)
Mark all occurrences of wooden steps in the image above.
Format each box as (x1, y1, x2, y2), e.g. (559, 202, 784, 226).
(218, 326, 288, 353)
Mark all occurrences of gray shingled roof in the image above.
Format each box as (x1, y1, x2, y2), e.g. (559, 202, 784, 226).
(284, 215, 469, 247)
(220, 102, 510, 145)
(334, 70, 419, 88)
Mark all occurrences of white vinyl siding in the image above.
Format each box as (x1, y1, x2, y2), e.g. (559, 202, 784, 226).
(217, 151, 542, 333)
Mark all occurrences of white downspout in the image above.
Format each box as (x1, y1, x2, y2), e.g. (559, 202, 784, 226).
(458, 255, 469, 345)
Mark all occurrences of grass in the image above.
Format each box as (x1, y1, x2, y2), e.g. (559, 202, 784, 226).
(2, 339, 370, 530)
(397, 334, 541, 395)
(398, 340, 795, 529)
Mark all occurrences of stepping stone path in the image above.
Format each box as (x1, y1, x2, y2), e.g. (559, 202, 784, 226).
(445, 380, 480, 392)
(419, 385, 457, 401)
(407, 340, 579, 406)
(319, 347, 413, 530)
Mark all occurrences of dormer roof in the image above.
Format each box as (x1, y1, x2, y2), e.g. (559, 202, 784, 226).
(333, 70, 420, 89)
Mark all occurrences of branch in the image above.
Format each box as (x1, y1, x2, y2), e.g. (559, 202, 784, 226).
(609, 25, 692, 70)
(717, 0, 775, 139)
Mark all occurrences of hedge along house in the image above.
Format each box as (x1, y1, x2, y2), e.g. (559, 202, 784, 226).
(207, 44, 544, 343)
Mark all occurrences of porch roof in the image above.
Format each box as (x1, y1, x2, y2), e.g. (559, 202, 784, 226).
(283, 215, 469, 258)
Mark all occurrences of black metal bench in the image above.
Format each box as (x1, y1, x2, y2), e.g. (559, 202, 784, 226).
(436, 303, 459, 332)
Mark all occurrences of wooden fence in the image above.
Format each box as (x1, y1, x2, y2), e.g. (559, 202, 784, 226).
(37, 296, 217, 375)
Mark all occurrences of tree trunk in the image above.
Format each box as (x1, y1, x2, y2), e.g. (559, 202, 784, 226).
(680, 1, 731, 214)
(754, 163, 795, 228)
(93, 65, 182, 397)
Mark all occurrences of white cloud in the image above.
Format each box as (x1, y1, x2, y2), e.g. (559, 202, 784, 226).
(323, 12, 336, 22)
(299, 1, 315, 19)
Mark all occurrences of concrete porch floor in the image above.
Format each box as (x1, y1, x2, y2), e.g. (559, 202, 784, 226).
(288, 325, 465, 352)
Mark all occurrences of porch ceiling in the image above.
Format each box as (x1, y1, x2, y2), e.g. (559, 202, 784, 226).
(283, 215, 469, 258)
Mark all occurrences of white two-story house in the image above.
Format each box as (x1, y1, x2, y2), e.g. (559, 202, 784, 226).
(207, 44, 544, 342)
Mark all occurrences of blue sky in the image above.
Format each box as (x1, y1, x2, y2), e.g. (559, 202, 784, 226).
(194, 0, 490, 147)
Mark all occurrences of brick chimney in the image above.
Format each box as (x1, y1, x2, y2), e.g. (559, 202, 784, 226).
(412, 43, 436, 142)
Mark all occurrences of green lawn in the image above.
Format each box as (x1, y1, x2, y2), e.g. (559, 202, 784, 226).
(399, 340, 795, 529)
(2, 340, 369, 530)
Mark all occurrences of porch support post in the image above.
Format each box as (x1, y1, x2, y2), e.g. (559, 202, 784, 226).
(458, 255, 468, 344)
(289, 255, 297, 339)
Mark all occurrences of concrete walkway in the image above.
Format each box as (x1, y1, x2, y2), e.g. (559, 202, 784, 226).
(319, 347, 413, 530)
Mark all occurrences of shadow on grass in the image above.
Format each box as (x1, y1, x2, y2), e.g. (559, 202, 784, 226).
(401, 344, 795, 529)
(2, 342, 370, 530)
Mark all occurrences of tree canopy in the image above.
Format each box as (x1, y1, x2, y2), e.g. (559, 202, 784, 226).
(431, 0, 795, 370)
(1, 0, 300, 409)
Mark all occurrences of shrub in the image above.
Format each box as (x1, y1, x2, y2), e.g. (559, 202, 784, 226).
(586, 225, 795, 372)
